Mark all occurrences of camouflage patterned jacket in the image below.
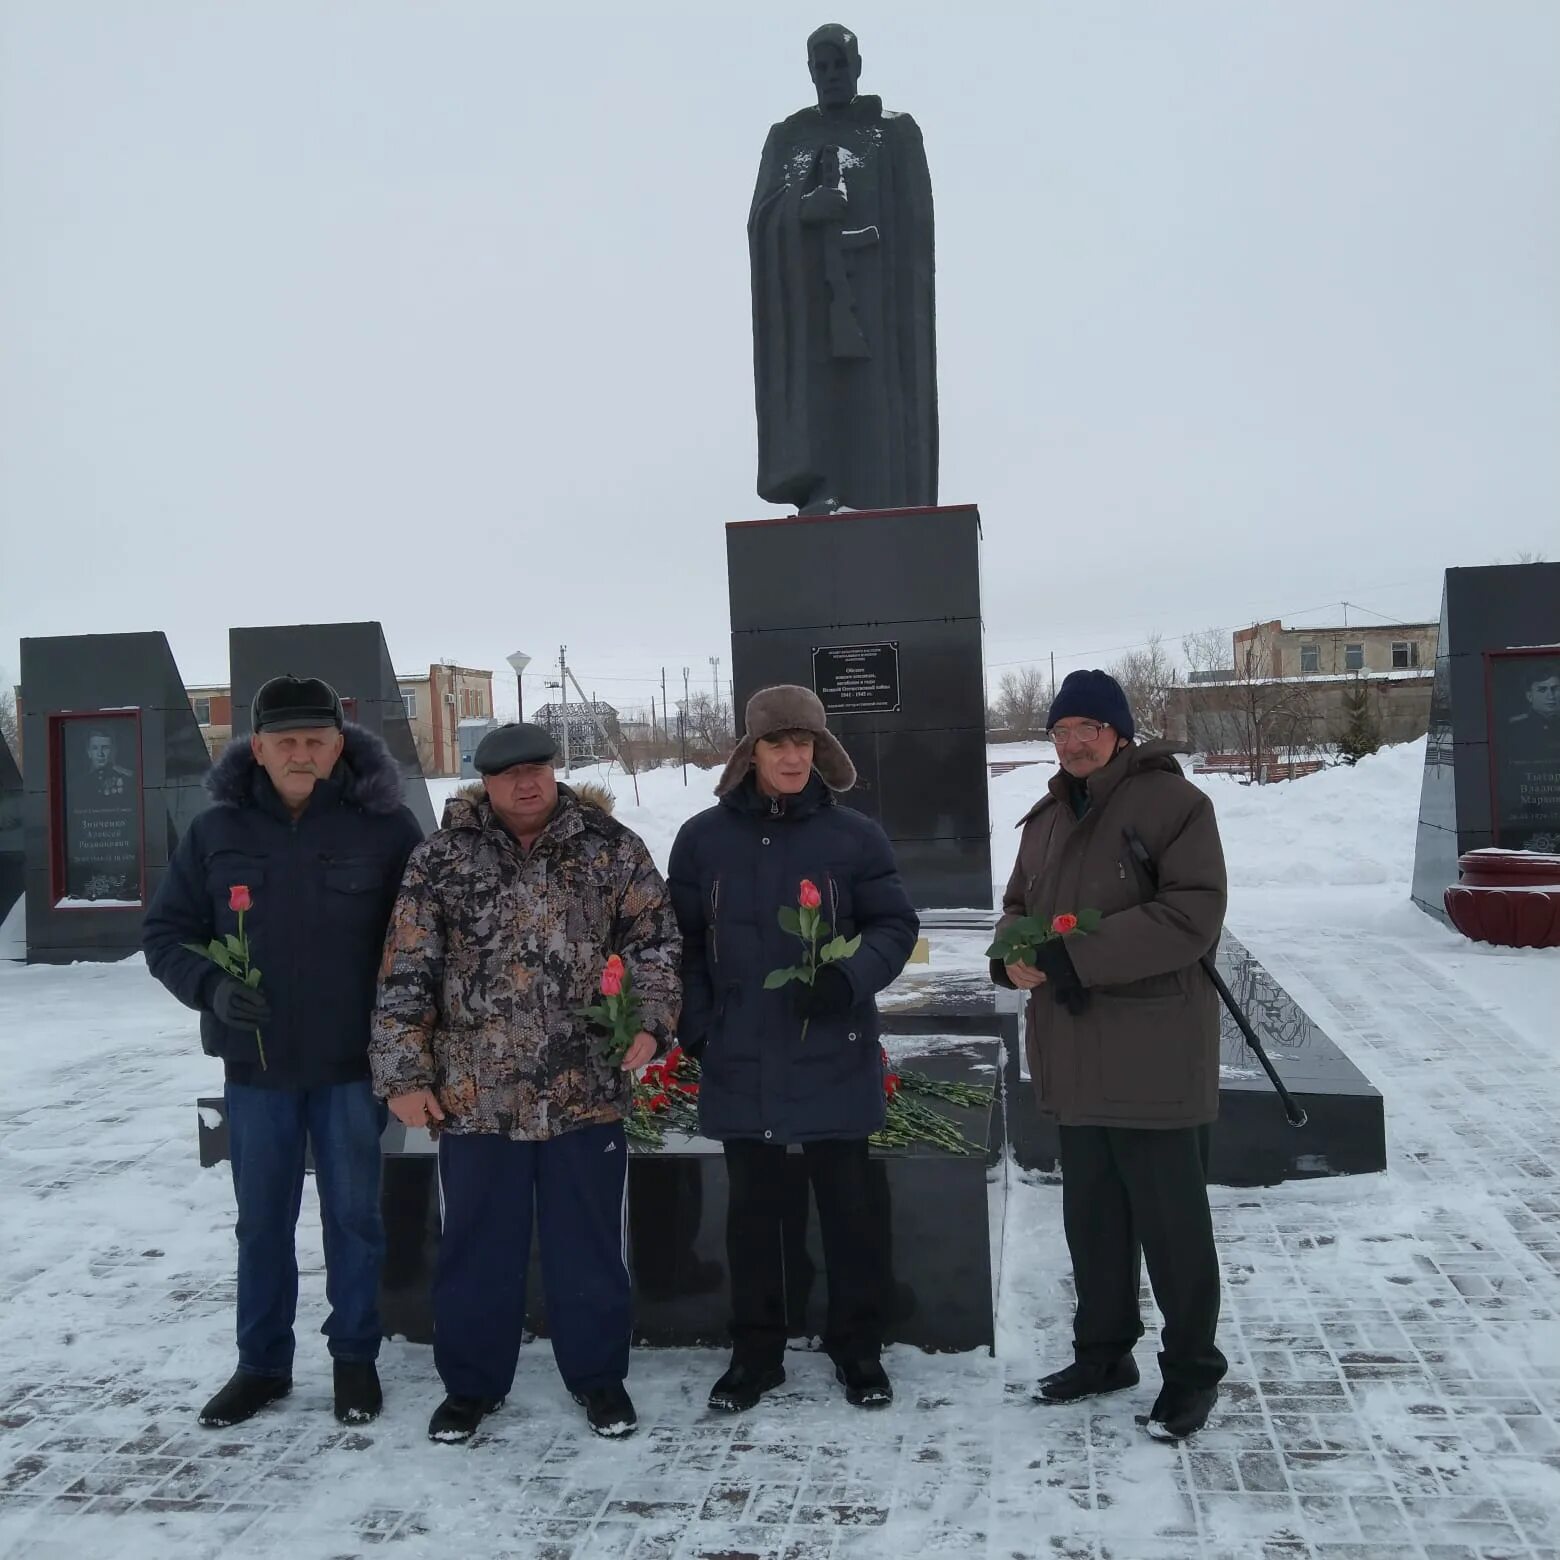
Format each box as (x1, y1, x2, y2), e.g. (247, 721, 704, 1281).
(369, 787, 681, 1139)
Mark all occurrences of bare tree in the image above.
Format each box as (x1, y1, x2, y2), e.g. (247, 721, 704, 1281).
(1181, 627, 1232, 680)
(681, 692, 736, 762)
(1179, 631, 1320, 782)
(990, 666, 1053, 738)
(1108, 633, 1180, 739)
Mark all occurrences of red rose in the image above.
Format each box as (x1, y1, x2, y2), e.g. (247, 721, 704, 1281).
(600, 963, 624, 997)
(1051, 913, 1079, 935)
(604, 953, 626, 977)
(799, 879, 822, 911)
(229, 885, 252, 913)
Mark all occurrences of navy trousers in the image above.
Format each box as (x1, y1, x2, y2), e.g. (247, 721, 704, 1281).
(225, 1079, 387, 1378)
(434, 1121, 631, 1401)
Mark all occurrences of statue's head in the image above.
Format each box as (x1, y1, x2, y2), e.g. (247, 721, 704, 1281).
(808, 24, 861, 110)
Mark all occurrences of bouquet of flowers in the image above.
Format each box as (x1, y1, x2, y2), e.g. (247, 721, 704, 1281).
(763, 879, 862, 1039)
(185, 884, 267, 1070)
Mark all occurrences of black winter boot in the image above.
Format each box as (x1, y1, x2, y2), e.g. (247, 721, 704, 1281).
(1145, 1383, 1219, 1441)
(1036, 1357, 1141, 1404)
(333, 1360, 382, 1425)
(198, 1369, 291, 1428)
(709, 1359, 786, 1413)
(428, 1394, 504, 1443)
(573, 1382, 637, 1438)
(835, 1358, 893, 1408)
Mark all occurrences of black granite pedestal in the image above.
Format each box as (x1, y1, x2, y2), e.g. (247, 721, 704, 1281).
(198, 1038, 1006, 1355)
(0, 736, 22, 954)
(998, 932, 1385, 1187)
(19, 632, 211, 964)
(1413, 562, 1560, 921)
(726, 506, 991, 910)
(229, 621, 435, 836)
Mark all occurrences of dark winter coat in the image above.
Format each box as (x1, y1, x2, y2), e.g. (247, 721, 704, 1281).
(993, 740, 1227, 1129)
(370, 787, 681, 1140)
(668, 776, 920, 1143)
(142, 727, 426, 1089)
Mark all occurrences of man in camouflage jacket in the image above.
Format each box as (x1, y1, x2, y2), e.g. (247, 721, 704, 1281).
(370, 723, 680, 1444)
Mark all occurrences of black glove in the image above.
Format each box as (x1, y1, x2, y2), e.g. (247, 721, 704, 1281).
(790, 963, 856, 1019)
(1030, 938, 1091, 1016)
(211, 977, 272, 1028)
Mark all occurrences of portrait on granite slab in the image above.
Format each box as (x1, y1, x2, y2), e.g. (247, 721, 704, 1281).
(1489, 651, 1560, 852)
(59, 715, 143, 903)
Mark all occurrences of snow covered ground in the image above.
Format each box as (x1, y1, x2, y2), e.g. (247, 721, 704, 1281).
(2, 741, 1558, 1559)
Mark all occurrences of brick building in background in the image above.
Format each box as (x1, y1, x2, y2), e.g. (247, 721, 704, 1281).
(184, 663, 493, 778)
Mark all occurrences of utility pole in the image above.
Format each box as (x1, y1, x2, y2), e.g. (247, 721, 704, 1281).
(710, 655, 721, 710)
(558, 645, 572, 776)
(681, 666, 690, 785)
(661, 668, 669, 744)
(1050, 650, 1056, 700)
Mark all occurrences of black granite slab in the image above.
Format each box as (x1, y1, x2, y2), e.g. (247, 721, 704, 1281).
(726, 506, 992, 910)
(198, 1037, 1006, 1354)
(1413, 562, 1560, 920)
(229, 621, 435, 836)
(890, 929, 1385, 1188)
(0, 736, 22, 944)
(19, 632, 210, 964)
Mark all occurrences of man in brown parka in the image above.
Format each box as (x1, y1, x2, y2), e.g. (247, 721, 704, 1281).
(992, 669, 1228, 1441)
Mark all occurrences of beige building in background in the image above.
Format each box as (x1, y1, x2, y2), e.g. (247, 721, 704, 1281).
(396, 664, 494, 777)
(1231, 618, 1438, 678)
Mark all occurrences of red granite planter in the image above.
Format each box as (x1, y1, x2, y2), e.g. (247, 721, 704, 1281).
(1444, 850, 1560, 948)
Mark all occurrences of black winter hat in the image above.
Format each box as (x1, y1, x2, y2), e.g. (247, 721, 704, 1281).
(252, 675, 344, 733)
(474, 722, 560, 774)
(1045, 669, 1135, 741)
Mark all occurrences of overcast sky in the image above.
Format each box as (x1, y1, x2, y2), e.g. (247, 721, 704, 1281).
(2, 1, 1556, 721)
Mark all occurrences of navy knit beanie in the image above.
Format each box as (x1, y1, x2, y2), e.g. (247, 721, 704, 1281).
(1045, 669, 1135, 741)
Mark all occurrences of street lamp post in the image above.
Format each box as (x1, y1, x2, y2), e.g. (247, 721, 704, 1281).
(505, 651, 531, 722)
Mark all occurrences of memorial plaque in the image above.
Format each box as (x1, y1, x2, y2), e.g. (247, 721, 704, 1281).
(1488, 649, 1560, 851)
(52, 713, 144, 906)
(812, 640, 901, 715)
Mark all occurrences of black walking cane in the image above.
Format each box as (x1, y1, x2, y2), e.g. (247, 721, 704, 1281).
(1122, 827, 1309, 1129)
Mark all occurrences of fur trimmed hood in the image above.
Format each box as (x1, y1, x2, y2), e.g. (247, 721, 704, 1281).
(206, 723, 407, 815)
(715, 684, 856, 798)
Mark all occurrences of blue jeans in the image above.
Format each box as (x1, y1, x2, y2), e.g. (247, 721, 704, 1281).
(225, 1079, 387, 1377)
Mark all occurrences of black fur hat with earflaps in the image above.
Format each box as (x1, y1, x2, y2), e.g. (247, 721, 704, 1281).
(715, 685, 857, 797)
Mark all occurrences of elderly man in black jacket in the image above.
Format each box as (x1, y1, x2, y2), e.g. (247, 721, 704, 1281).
(143, 676, 424, 1430)
(669, 685, 918, 1414)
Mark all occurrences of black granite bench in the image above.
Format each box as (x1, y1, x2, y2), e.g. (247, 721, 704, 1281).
(878, 927, 1385, 1188)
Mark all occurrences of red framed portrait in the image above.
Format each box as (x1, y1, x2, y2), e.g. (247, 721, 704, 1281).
(1484, 647, 1560, 850)
(48, 710, 147, 908)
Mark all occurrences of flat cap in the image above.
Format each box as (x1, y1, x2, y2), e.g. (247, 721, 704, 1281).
(474, 722, 560, 774)
(252, 674, 344, 733)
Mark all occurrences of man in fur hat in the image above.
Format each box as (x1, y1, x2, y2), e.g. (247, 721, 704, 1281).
(668, 685, 918, 1413)
(143, 675, 426, 1430)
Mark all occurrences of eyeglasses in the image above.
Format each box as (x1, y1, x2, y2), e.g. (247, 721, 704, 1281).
(1046, 722, 1108, 746)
